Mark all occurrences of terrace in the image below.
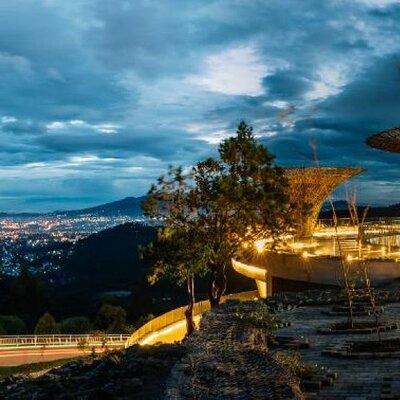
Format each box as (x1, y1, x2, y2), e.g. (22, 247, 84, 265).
(233, 167, 400, 298)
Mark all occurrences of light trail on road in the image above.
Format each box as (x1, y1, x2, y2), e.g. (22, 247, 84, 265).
(0, 346, 123, 367)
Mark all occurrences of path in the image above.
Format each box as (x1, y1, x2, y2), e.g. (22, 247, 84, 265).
(278, 303, 400, 399)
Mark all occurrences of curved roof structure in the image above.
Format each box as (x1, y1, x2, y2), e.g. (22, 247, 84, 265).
(284, 167, 364, 237)
(366, 127, 400, 153)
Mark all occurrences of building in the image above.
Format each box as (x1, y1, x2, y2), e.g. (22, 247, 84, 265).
(232, 166, 400, 297)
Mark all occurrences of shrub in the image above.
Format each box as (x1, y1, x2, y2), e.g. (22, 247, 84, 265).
(77, 338, 89, 353)
(60, 317, 92, 334)
(0, 315, 26, 334)
(234, 301, 279, 332)
(95, 304, 127, 333)
(34, 312, 59, 334)
(273, 352, 317, 380)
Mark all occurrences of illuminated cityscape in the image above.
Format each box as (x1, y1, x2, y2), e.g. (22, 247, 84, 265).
(0, 214, 143, 277)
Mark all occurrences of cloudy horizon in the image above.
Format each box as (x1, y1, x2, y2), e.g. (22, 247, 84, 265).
(2, 0, 400, 212)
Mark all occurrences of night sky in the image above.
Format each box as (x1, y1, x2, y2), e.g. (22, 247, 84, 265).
(1, 0, 400, 212)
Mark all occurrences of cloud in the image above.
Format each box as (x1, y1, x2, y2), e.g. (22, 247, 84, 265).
(353, 0, 400, 7)
(1, 0, 400, 210)
(0, 52, 33, 76)
(305, 63, 350, 101)
(46, 119, 119, 134)
(187, 45, 269, 96)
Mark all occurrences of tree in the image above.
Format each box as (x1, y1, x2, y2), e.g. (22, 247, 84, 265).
(142, 167, 209, 335)
(0, 315, 26, 334)
(60, 317, 92, 334)
(34, 312, 58, 334)
(95, 304, 127, 333)
(193, 121, 292, 305)
(9, 259, 44, 325)
(143, 121, 293, 313)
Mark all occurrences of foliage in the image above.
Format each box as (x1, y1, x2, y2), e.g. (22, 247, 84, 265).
(142, 166, 211, 335)
(193, 122, 293, 304)
(0, 315, 26, 334)
(142, 166, 210, 286)
(60, 317, 92, 334)
(9, 260, 44, 325)
(77, 338, 89, 353)
(233, 301, 279, 332)
(144, 226, 210, 288)
(273, 351, 317, 380)
(143, 121, 293, 308)
(34, 312, 59, 335)
(201, 120, 292, 246)
(95, 304, 127, 333)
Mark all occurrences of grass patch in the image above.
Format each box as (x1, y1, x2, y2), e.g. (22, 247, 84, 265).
(0, 357, 80, 378)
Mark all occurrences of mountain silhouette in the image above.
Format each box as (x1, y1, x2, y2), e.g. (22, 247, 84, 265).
(57, 196, 146, 217)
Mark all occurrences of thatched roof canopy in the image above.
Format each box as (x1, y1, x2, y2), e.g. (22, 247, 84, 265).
(366, 127, 400, 153)
(284, 167, 364, 237)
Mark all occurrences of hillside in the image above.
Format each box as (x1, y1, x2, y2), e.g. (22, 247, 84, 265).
(54, 222, 162, 319)
(57, 196, 146, 217)
(65, 222, 154, 288)
(0, 221, 255, 325)
(58, 222, 254, 320)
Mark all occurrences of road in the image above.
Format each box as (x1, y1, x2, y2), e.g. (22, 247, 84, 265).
(0, 347, 121, 367)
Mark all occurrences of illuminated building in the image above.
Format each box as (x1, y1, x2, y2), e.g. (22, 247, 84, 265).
(233, 166, 400, 298)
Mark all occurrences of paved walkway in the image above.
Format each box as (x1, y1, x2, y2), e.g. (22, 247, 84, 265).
(278, 303, 400, 400)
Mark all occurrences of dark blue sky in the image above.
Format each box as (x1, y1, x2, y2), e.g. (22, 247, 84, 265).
(1, 0, 400, 212)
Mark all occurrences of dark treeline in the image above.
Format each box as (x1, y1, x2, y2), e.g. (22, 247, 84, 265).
(320, 203, 400, 220)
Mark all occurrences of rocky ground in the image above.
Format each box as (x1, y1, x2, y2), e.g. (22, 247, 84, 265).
(0, 344, 186, 399)
(0, 301, 311, 400)
(166, 301, 307, 400)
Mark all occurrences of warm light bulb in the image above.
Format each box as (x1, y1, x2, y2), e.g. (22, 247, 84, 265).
(254, 239, 266, 254)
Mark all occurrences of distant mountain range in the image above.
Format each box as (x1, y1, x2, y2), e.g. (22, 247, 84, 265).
(0, 196, 147, 218)
(2, 196, 400, 219)
(56, 196, 146, 217)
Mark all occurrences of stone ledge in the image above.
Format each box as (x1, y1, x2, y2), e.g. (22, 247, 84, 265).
(317, 322, 399, 335)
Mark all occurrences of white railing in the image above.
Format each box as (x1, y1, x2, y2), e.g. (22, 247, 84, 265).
(0, 334, 130, 350)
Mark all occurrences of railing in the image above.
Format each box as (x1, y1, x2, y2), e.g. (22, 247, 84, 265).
(0, 334, 130, 350)
(125, 290, 258, 347)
